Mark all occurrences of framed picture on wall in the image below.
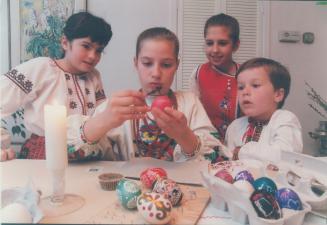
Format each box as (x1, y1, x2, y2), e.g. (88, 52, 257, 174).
(9, 0, 86, 68)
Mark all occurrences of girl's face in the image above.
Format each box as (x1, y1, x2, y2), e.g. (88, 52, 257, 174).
(62, 36, 104, 74)
(205, 25, 239, 71)
(134, 39, 179, 95)
(237, 67, 284, 121)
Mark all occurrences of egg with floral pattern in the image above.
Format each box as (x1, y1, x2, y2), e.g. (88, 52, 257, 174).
(152, 178, 183, 206)
(137, 192, 172, 224)
(140, 168, 168, 189)
(116, 179, 141, 209)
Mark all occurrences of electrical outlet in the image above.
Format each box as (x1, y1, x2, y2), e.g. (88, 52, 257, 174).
(303, 32, 314, 44)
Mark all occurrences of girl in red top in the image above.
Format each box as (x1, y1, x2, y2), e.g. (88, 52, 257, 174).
(191, 13, 240, 142)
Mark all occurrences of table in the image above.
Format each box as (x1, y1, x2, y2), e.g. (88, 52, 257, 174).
(1, 159, 326, 224)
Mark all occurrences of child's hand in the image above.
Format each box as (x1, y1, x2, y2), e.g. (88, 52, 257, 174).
(1, 148, 16, 162)
(151, 107, 189, 140)
(103, 90, 150, 129)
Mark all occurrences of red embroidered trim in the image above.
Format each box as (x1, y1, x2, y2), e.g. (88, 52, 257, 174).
(72, 75, 87, 115)
(4, 69, 33, 94)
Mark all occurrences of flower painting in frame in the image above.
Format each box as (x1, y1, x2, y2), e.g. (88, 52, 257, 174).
(9, 0, 86, 67)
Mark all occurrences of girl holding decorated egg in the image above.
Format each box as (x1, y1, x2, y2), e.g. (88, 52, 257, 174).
(69, 27, 225, 161)
(225, 58, 303, 162)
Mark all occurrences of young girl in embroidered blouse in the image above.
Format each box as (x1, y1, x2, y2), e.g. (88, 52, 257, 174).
(225, 58, 303, 163)
(190, 13, 241, 142)
(0, 12, 112, 160)
(68, 27, 223, 162)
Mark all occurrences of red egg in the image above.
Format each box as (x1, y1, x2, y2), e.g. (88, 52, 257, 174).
(140, 168, 168, 189)
(215, 170, 234, 184)
(151, 96, 173, 111)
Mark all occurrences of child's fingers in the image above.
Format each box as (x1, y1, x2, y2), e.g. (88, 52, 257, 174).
(120, 105, 150, 115)
(111, 95, 146, 107)
(0, 150, 7, 161)
(6, 148, 16, 160)
(163, 107, 184, 120)
(151, 108, 171, 122)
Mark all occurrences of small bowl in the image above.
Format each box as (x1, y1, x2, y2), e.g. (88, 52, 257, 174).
(98, 173, 123, 191)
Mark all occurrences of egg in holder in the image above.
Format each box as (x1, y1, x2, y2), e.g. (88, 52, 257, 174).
(202, 159, 312, 225)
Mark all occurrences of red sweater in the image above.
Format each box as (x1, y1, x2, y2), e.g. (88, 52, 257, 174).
(196, 62, 238, 140)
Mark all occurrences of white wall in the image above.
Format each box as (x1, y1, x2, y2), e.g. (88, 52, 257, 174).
(88, 0, 177, 95)
(268, 1, 327, 155)
(0, 0, 9, 74)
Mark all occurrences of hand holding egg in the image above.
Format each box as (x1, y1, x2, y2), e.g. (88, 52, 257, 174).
(151, 96, 173, 111)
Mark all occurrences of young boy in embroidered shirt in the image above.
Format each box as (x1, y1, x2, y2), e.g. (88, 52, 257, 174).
(225, 58, 303, 162)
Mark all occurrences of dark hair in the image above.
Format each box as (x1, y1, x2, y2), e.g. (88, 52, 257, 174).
(136, 27, 179, 59)
(236, 57, 291, 108)
(63, 11, 112, 46)
(204, 13, 240, 45)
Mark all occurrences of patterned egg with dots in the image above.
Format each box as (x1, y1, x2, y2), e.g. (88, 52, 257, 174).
(137, 192, 172, 224)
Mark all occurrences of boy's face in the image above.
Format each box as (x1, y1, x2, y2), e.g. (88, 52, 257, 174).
(237, 67, 284, 121)
(134, 39, 179, 96)
(205, 25, 239, 71)
(62, 36, 104, 74)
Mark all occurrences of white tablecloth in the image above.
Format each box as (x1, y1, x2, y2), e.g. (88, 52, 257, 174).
(1, 158, 326, 224)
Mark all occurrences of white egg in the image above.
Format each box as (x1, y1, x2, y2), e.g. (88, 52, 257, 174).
(0, 203, 33, 223)
(233, 180, 254, 196)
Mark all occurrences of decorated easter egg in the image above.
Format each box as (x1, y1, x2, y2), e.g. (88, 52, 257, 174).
(151, 96, 173, 111)
(253, 177, 277, 195)
(137, 192, 172, 224)
(116, 179, 141, 209)
(250, 190, 282, 219)
(140, 168, 168, 189)
(215, 170, 234, 184)
(275, 188, 303, 210)
(152, 178, 183, 206)
(234, 170, 255, 184)
(233, 180, 254, 196)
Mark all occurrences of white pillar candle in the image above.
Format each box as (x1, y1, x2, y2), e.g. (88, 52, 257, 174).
(44, 104, 68, 170)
